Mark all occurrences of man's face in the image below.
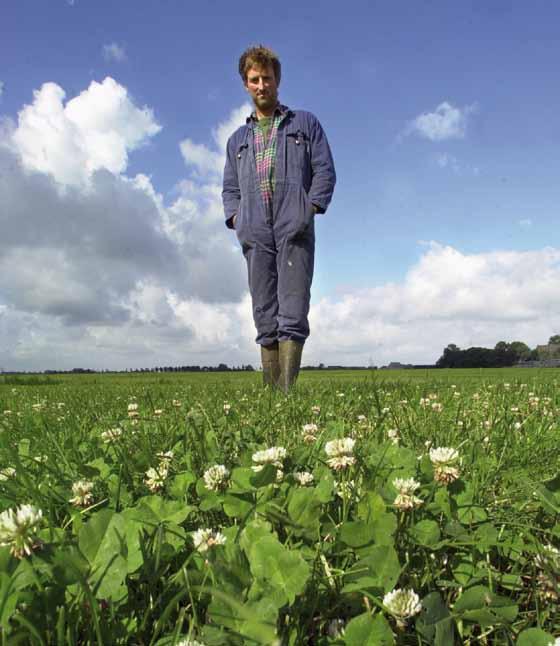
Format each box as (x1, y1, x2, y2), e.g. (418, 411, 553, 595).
(244, 64, 279, 114)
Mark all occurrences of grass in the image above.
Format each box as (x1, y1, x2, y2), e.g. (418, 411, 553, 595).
(0, 368, 558, 644)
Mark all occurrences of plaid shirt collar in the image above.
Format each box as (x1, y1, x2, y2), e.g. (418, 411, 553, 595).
(246, 103, 290, 125)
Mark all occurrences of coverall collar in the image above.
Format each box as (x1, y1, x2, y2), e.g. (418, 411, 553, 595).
(246, 103, 292, 125)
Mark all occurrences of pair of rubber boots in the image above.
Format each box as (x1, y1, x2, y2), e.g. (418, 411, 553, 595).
(261, 340, 303, 394)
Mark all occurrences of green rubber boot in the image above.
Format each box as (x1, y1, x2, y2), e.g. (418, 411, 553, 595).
(261, 342, 280, 387)
(278, 340, 304, 394)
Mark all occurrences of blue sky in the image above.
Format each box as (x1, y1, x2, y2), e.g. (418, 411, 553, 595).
(1, 0, 560, 370)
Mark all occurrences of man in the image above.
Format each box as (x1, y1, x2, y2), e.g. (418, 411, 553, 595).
(222, 45, 336, 392)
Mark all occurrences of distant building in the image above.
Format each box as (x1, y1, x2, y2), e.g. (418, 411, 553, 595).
(537, 343, 560, 360)
(385, 362, 412, 370)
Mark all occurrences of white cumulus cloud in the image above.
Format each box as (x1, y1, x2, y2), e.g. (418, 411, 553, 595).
(405, 101, 476, 141)
(11, 77, 161, 189)
(180, 103, 251, 177)
(103, 43, 127, 63)
(305, 243, 560, 366)
(0, 80, 250, 371)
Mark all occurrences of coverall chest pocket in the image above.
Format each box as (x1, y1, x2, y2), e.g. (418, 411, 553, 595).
(236, 143, 251, 189)
(286, 129, 311, 184)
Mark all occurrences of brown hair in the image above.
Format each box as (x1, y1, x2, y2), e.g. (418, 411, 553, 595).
(238, 45, 281, 85)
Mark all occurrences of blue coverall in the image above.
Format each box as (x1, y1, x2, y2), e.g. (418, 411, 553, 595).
(222, 107, 336, 347)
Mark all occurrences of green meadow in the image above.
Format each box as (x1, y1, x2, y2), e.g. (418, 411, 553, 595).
(0, 368, 558, 644)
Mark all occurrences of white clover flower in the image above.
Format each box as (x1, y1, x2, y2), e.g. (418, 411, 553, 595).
(154, 409, 163, 416)
(419, 397, 429, 408)
(302, 423, 319, 443)
(192, 528, 226, 552)
(325, 438, 356, 471)
(394, 493, 423, 511)
(393, 477, 421, 495)
(293, 471, 314, 486)
(127, 403, 139, 418)
(311, 405, 321, 415)
(69, 480, 94, 507)
(393, 477, 423, 511)
(223, 402, 231, 415)
(429, 447, 460, 485)
(431, 402, 443, 412)
(0, 467, 16, 481)
(101, 427, 123, 443)
(176, 639, 206, 646)
(0, 504, 43, 558)
(252, 446, 286, 472)
(3, 410, 12, 416)
(203, 465, 230, 491)
(157, 450, 174, 465)
(383, 588, 422, 626)
(387, 428, 400, 445)
(325, 437, 355, 456)
(172, 399, 182, 407)
(145, 466, 168, 492)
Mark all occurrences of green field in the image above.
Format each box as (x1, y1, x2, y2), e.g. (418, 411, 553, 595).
(0, 369, 559, 644)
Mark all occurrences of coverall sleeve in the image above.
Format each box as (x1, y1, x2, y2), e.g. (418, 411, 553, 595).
(222, 136, 241, 229)
(308, 114, 336, 214)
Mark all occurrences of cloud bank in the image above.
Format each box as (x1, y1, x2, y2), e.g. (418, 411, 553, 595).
(0, 77, 250, 370)
(307, 243, 560, 366)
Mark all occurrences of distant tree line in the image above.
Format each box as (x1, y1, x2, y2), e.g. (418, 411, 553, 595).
(436, 338, 546, 369)
(40, 364, 256, 375)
